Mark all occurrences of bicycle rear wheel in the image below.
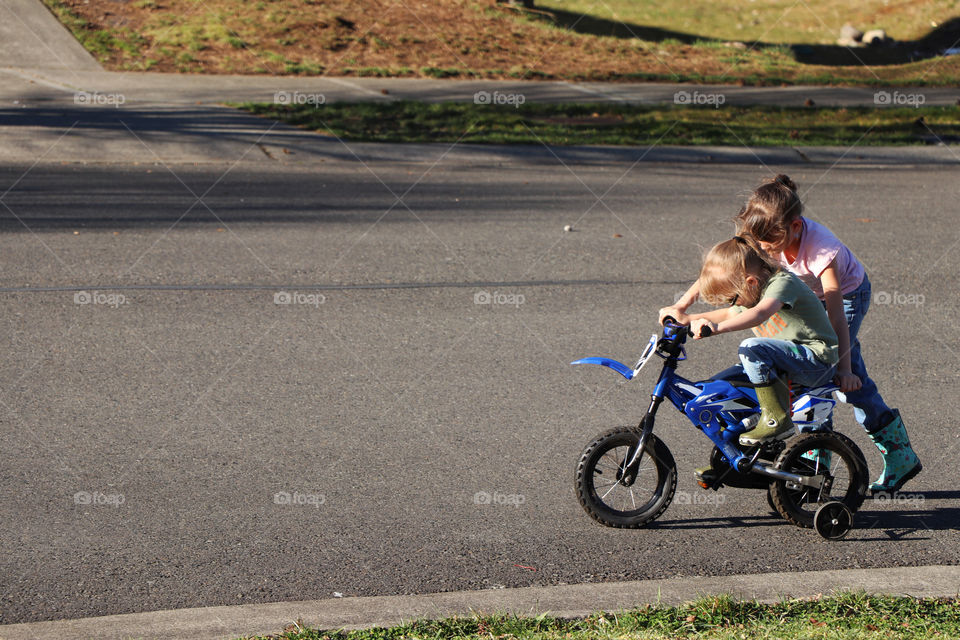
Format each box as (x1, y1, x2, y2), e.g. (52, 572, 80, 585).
(770, 431, 868, 528)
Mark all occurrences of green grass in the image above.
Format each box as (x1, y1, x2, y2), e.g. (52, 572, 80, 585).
(236, 101, 960, 147)
(530, 0, 950, 46)
(238, 592, 960, 639)
(41, 0, 147, 64)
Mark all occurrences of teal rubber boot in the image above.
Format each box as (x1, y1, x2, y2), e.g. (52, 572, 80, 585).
(800, 421, 833, 469)
(801, 447, 833, 470)
(868, 410, 922, 494)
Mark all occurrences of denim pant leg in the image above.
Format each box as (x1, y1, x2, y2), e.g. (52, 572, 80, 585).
(738, 337, 837, 387)
(832, 275, 894, 432)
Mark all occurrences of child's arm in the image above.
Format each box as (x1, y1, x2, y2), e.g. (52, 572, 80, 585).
(821, 259, 863, 393)
(658, 280, 700, 325)
(689, 298, 782, 339)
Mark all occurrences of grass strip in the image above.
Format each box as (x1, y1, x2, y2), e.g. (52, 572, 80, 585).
(237, 101, 960, 146)
(41, 0, 147, 64)
(241, 592, 960, 639)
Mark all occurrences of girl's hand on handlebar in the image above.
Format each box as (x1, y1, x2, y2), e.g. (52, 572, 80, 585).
(835, 370, 862, 393)
(690, 319, 717, 339)
(659, 307, 689, 326)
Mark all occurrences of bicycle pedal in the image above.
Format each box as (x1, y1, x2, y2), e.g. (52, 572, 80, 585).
(694, 467, 718, 489)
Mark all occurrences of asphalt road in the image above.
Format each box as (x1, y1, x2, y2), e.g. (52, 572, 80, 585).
(1, 157, 959, 625)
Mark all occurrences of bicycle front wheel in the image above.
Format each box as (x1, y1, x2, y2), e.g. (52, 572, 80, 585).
(575, 427, 676, 528)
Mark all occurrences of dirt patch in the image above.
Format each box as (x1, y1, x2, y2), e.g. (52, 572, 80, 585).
(43, 0, 960, 85)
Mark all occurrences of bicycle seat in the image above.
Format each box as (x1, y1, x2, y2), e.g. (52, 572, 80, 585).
(708, 365, 756, 388)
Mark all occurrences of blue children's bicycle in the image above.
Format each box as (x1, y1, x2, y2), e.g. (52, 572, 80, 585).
(572, 318, 869, 539)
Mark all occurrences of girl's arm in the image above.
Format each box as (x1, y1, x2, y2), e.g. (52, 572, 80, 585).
(690, 298, 782, 339)
(658, 280, 700, 325)
(688, 306, 734, 324)
(821, 260, 863, 393)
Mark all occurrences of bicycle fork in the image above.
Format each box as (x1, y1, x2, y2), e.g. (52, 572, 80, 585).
(618, 396, 663, 486)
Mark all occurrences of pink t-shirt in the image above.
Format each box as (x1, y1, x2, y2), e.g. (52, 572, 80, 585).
(779, 218, 865, 298)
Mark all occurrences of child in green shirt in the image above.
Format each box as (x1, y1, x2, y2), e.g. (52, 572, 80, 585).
(671, 235, 838, 445)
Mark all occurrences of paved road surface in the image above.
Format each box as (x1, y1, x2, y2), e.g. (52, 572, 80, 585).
(1, 153, 958, 624)
(2, 0, 959, 629)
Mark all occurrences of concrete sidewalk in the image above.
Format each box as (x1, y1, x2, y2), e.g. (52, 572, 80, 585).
(0, 0, 102, 73)
(2, 565, 959, 640)
(2, 67, 959, 167)
(6, 65, 960, 108)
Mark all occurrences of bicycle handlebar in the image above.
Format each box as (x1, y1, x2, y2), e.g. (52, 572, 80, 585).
(661, 316, 712, 339)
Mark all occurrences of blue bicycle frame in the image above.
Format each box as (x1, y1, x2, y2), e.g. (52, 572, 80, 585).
(573, 321, 838, 482)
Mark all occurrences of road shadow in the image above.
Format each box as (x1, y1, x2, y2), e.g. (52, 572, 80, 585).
(649, 492, 960, 537)
(651, 514, 788, 530)
(533, 8, 960, 67)
(855, 508, 960, 541)
(791, 18, 960, 66)
(0, 103, 298, 139)
(854, 491, 960, 539)
(532, 7, 706, 44)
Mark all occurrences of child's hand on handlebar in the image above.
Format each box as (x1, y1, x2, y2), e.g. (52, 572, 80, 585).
(659, 307, 689, 326)
(690, 319, 717, 339)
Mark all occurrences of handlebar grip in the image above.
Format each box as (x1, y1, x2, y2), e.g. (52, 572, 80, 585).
(683, 324, 712, 338)
(664, 314, 711, 338)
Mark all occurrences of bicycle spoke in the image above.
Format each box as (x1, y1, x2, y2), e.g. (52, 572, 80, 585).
(600, 481, 620, 502)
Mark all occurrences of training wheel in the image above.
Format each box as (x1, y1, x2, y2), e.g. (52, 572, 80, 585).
(814, 501, 853, 540)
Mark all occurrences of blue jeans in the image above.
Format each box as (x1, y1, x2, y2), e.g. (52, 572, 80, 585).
(737, 337, 837, 388)
(831, 273, 895, 433)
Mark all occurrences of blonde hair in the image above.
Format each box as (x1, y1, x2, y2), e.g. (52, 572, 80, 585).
(699, 235, 780, 307)
(734, 174, 803, 243)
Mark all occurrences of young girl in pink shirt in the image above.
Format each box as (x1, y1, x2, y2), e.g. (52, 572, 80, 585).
(663, 175, 921, 494)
